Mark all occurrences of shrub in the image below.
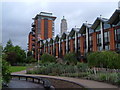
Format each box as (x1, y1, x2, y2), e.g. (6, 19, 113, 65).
(76, 62, 88, 72)
(64, 52, 77, 65)
(2, 59, 11, 84)
(87, 51, 120, 69)
(25, 56, 36, 63)
(41, 53, 56, 63)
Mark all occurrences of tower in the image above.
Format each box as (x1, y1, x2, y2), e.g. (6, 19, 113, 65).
(33, 12, 56, 40)
(60, 16, 67, 35)
(28, 12, 56, 60)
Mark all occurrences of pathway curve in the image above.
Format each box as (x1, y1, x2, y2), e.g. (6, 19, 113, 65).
(12, 70, 120, 89)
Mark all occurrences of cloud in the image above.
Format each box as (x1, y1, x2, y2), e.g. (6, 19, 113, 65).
(2, 1, 119, 50)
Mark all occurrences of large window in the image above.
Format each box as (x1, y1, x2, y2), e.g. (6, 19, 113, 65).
(97, 33, 102, 51)
(115, 29, 120, 41)
(97, 33, 101, 44)
(104, 31, 110, 43)
(115, 29, 120, 49)
(89, 35, 93, 52)
(77, 38, 80, 53)
(104, 23, 110, 29)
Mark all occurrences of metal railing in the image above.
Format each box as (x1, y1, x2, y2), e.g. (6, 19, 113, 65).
(11, 74, 52, 89)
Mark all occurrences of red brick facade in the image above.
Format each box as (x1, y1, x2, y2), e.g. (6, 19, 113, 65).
(109, 28, 115, 51)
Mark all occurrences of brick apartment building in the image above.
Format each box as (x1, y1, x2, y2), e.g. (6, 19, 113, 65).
(28, 8, 120, 61)
(28, 12, 56, 60)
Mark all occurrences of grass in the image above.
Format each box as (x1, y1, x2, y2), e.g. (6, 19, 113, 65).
(9, 66, 26, 73)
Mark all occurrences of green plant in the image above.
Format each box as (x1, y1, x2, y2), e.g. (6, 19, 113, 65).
(77, 62, 88, 72)
(87, 51, 120, 69)
(2, 59, 11, 84)
(41, 53, 56, 63)
(64, 52, 77, 65)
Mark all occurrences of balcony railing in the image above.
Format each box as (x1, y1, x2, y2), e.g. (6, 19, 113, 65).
(32, 48, 35, 51)
(31, 23, 36, 27)
(32, 32, 35, 37)
(32, 43, 35, 46)
(32, 38, 35, 41)
(32, 28, 35, 32)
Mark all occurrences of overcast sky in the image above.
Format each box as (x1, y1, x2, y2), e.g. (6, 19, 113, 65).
(2, 0, 120, 50)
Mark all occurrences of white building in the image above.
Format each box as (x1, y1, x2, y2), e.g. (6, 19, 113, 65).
(60, 16, 67, 35)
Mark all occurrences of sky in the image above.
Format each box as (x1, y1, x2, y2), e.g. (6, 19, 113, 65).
(2, 0, 120, 50)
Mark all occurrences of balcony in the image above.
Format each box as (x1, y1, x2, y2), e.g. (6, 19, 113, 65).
(32, 38, 35, 41)
(32, 48, 35, 51)
(31, 23, 36, 27)
(32, 43, 35, 46)
(32, 28, 35, 32)
(32, 32, 35, 37)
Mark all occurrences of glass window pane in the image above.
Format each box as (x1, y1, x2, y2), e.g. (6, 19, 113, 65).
(95, 25, 100, 32)
(104, 23, 110, 29)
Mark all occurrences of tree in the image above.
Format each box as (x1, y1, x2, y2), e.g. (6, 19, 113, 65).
(3, 40, 26, 65)
(3, 39, 13, 53)
(27, 51, 33, 57)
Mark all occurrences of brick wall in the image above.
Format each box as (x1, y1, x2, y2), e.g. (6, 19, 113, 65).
(109, 28, 115, 50)
(48, 20, 52, 39)
(92, 32, 97, 52)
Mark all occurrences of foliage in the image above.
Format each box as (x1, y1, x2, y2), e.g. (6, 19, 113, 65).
(9, 66, 26, 73)
(3, 40, 26, 65)
(64, 52, 77, 65)
(76, 62, 88, 72)
(3, 39, 13, 53)
(2, 59, 11, 83)
(27, 62, 88, 77)
(25, 56, 36, 63)
(87, 51, 120, 69)
(27, 61, 120, 85)
(41, 53, 56, 63)
(27, 51, 33, 57)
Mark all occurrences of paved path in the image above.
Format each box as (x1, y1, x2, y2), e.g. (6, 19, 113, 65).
(8, 79, 44, 89)
(12, 70, 119, 89)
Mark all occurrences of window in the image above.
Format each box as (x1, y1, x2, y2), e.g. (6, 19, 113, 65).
(104, 31, 109, 43)
(97, 33, 102, 51)
(89, 35, 92, 46)
(116, 43, 120, 49)
(89, 35, 93, 52)
(115, 29, 120, 49)
(89, 29, 94, 34)
(115, 29, 120, 41)
(95, 25, 100, 32)
(105, 45, 109, 50)
(97, 33, 101, 44)
(104, 23, 110, 29)
(117, 21, 120, 26)
(77, 38, 80, 52)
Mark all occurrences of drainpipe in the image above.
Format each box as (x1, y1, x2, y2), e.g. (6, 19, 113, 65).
(66, 35, 68, 53)
(75, 31, 77, 53)
(53, 41, 54, 55)
(59, 39, 61, 57)
(86, 27, 89, 53)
